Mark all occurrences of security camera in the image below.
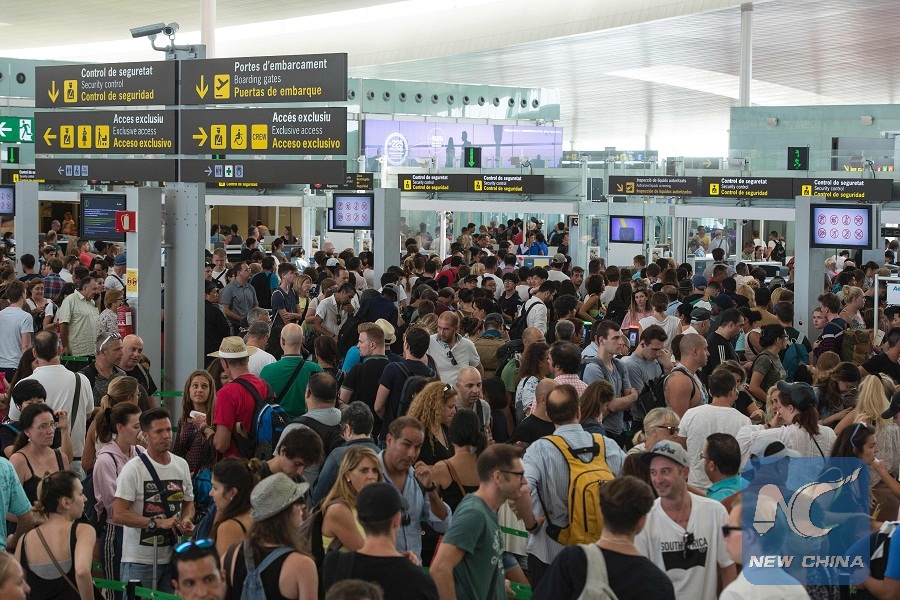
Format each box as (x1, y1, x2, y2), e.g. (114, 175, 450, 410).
(161, 23, 179, 37)
(130, 23, 167, 38)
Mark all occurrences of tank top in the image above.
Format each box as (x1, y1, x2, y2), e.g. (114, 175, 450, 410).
(440, 459, 479, 512)
(226, 544, 293, 600)
(16, 449, 65, 504)
(21, 522, 79, 600)
(321, 502, 365, 553)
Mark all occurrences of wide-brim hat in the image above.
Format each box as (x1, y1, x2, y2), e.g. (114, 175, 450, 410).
(250, 473, 310, 521)
(207, 336, 258, 358)
(374, 318, 397, 344)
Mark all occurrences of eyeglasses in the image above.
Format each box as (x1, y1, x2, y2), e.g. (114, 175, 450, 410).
(653, 425, 679, 435)
(721, 525, 743, 538)
(32, 422, 58, 432)
(175, 538, 214, 554)
(99, 332, 121, 352)
(683, 532, 695, 559)
(446, 349, 458, 366)
(500, 470, 526, 479)
(850, 422, 868, 449)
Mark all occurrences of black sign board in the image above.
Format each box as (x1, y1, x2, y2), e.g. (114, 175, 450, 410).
(794, 178, 893, 203)
(788, 147, 809, 171)
(35, 61, 177, 108)
(180, 107, 347, 156)
(702, 176, 794, 199)
(470, 174, 544, 194)
(463, 147, 482, 168)
(180, 159, 344, 185)
(1, 169, 44, 184)
(608, 176, 700, 197)
(181, 54, 348, 105)
(683, 157, 721, 170)
(399, 174, 469, 192)
(36, 158, 177, 182)
(314, 172, 374, 191)
(36, 110, 178, 155)
(883, 227, 900, 238)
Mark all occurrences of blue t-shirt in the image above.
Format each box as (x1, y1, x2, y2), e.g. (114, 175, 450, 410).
(0, 459, 32, 550)
(886, 529, 900, 581)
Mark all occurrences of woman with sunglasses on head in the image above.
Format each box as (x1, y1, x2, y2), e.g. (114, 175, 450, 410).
(25, 278, 57, 333)
(815, 361, 862, 428)
(93, 403, 142, 598)
(830, 423, 900, 525)
(223, 473, 317, 600)
(627, 408, 681, 456)
(81, 376, 140, 471)
(10, 403, 69, 504)
(321, 446, 384, 554)
(15, 470, 96, 600)
(209, 457, 262, 558)
(407, 381, 456, 467)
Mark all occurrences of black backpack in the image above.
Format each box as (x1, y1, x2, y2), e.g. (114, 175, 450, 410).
(396, 363, 436, 417)
(295, 416, 344, 456)
(336, 298, 373, 361)
(494, 339, 524, 377)
(770, 240, 787, 264)
(509, 300, 540, 340)
(632, 365, 693, 425)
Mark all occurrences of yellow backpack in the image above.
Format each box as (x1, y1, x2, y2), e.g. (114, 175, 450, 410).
(538, 433, 615, 546)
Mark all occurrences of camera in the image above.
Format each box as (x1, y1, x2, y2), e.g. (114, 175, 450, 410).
(161, 23, 179, 37)
(130, 23, 167, 38)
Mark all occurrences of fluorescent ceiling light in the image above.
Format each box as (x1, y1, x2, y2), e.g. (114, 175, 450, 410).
(609, 65, 841, 105)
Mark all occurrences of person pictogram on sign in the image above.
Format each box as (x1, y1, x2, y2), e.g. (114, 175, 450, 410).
(214, 132, 223, 146)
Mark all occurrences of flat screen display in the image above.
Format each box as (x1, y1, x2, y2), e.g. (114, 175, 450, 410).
(609, 216, 645, 244)
(330, 193, 374, 231)
(0, 185, 14, 216)
(810, 204, 872, 249)
(80, 193, 126, 242)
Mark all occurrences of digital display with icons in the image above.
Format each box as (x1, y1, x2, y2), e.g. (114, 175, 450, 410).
(330, 193, 374, 231)
(810, 204, 872, 249)
(609, 216, 645, 244)
(0, 185, 14, 216)
(80, 193, 126, 242)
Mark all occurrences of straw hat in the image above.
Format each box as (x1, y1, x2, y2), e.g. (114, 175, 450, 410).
(250, 473, 310, 521)
(207, 336, 258, 359)
(374, 318, 397, 345)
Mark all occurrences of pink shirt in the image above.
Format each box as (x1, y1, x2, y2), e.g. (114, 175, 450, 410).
(554, 374, 588, 398)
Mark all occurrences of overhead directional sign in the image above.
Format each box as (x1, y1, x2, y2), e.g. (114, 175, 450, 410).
(470, 174, 544, 194)
(1, 169, 44, 184)
(464, 147, 482, 168)
(0, 117, 34, 143)
(180, 107, 346, 155)
(788, 147, 809, 171)
(181, 53, 348, 105)
(35, 61, 177, 108)
(399, 174, 469, 192)
(314, 172, 375, 191)
(36, 110, 178, 154)
(684, 157, 721, 169)
(36, 158, 177, 182)
(609, 176, 700, 197)
(180, 159, 345, 185)
(704, 176, 794, 199)
(794, 178, 893, 202)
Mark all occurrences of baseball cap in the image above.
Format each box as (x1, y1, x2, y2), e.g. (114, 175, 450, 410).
(677, 279, 693, 293)
(776, 380, 817, 412)
(712, 294, 734, 310)
(691, 274, 708, 290)
(356, 482, 403, 523)
(114, 254, 127, 266)
(326, 257, 340, 267)
(690, 307, 711, 322)
(484, 313, 504, 327)
(749, 439, 801, 461)
(552, 253, 566, 265)
(882, 391, 900, 420)
(641, 440, 689, 468)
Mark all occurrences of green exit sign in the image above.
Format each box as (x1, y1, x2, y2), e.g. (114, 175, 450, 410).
(788, 146, 809, 171)
(0, 117, 34, 143)
(464, 146, 482, 168)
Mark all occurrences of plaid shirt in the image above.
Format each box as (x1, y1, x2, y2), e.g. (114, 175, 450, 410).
(43, 273, 65, 302)
(553, 373, 588, 398)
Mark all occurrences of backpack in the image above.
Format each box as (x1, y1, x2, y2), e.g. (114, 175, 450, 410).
(232, 378, 290, 460)
(240, 541, 292, 599)
(770, 240, 786, 264)
(494, 339, 524, 377)
(577, 544, 619, 600)
(396, 362, 436, 417)
(840, 322, 871, 366)
(782, 340, 810, 382)
(536, 433, 614, 545)
(298, 499, 346, 568)
(336, 298, 373, 361)
(295, 416, 345, 456)
(509, 300, 540, 340)
(631, 369, 669, 424)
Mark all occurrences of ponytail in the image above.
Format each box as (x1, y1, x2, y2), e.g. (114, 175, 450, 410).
(96, 403, 142, 444)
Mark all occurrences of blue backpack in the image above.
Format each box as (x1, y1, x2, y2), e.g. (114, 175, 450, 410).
(782, 339, 810, 382)
(232, 378, 290, 460)
(241, 541, 292, 599)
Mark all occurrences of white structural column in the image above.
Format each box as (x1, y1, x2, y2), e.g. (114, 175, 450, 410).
(13, 182, 39, 272)
(125, 187, 162, 388)
(164, 183, 205, 420)
(739, 2, 753, 107)
(372, 188, 401, 281)
(201, 0, 216, 58)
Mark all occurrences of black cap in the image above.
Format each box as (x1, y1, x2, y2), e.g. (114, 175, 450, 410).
(882, 391, 900, 420)
(776, 380, 817, 412)
(356, 482, 403, 523)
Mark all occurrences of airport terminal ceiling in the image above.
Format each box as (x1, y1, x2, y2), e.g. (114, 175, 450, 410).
(2, 0, 900, 156)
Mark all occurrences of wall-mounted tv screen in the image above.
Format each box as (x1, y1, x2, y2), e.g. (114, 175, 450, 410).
(330, 193, 374, 232)
(609, 216, 644, 244)
(0, 185, 14, 216)
(79, 193, 126, 242)
(810, 203, 872, 249)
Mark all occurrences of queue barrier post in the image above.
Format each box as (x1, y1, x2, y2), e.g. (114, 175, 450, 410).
(151, 390, 183, 410)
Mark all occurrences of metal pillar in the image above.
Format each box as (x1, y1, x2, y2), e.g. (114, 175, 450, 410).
(739, 3, 753, 107)
(201, 0, 216, 59)
(372, 188, 401, 281)
(125, 187, 162, 389)
(13, 182, 38, 274)
(793, 194, 825, 341)
(163, 183, 205, 419)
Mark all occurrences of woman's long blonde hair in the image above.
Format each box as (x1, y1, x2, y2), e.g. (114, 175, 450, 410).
(100, 376, 139, 410)
(632, 408, 680, 445)
(853, 374, 892, 429)
(323, 446, 382, 510)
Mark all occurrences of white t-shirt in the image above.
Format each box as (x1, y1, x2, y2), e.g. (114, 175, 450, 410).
(10, 365, 93, 458)
(515, 376, 539, 413)
(679, 405, 751, 490)
(638, 314, 682, 352)
(515, 284, 532, 304)
(600, 284, 618, 306)
(523, 297, 548, 334)
(104, 272, 126, 291)
(720, 571, 810, 600)
(248, 348, 276, 375)
(116, 452, 194, 565)
(635, 494, 733, 600)
(546, 269, 569, 282)
(315, 295, 347, 336)
(0, 306, 33, 369)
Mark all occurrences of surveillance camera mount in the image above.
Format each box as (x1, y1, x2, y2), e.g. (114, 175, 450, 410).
(134, 22, 205, 60)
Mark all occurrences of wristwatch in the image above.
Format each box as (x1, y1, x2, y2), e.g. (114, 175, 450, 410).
(147, 517, 157, 530)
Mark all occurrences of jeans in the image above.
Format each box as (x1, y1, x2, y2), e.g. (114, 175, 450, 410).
(120, 561, 174, 594)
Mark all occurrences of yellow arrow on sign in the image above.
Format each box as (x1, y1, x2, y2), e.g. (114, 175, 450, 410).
(43, 127, 57, 146)
(193, 127, 208, 147)
(703, 159, 712, 168)
(616, 183, 624, 192)
(196, 75, 208, 99)
(48, 81, 59, 103)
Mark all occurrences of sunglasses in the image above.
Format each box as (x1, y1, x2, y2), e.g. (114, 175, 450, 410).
(849, 422, 869, 449)
(683, 532, 695, 560)
(653, 425, 679, 435)
(446, 349, 458, 366)
(175, 538, 214, 554)
(722, 525, 743, 538)
(99, 332, 121, 352)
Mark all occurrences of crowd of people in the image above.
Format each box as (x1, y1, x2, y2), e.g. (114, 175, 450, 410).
(1, 218, 900, 599)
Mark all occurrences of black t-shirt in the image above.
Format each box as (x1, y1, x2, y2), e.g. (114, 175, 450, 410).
(533, 546, 675, 600)
(497, 292, 523, 320)
(322, 552, 439, 600)
(508, 415, 555, 446)
(377, 359, 436, 441)
(702, 331, 738, 383)
(342, 356, 391, 433)
(862, 352, 900, 383)
(734, 390, 757, 417)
